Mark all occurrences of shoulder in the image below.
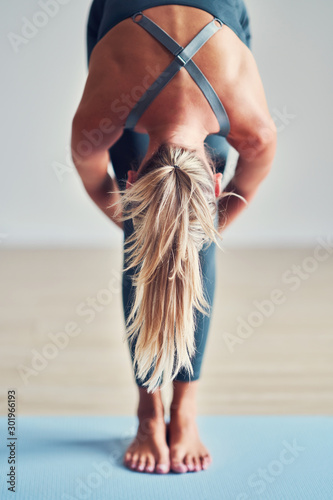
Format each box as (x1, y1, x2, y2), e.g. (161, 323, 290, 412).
(81, 51, 126, 121)
(220, 49, 277, 151)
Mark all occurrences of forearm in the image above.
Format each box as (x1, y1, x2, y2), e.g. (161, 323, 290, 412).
(71, 116, 124, 230)
(85, 172, 123, 231)
(71, 147, 123, 231)
(218, 139, 276, 232)
(76, 160, 124, 230)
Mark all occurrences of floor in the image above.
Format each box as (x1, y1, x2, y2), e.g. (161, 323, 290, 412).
(0, 246, 332, 417)
(1, 414, 332, 499)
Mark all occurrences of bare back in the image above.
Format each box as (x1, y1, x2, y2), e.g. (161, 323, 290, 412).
(76, 5, 271, 148)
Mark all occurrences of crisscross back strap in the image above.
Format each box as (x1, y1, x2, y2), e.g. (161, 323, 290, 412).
(124, 12, 230, 137)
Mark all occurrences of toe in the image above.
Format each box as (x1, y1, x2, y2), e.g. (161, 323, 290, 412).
(184, 454, 195, 472)
(171, 461, 187, 473)
(155, 449, 170, 474)
(155, 456, 170, 474)
(137, 456, 146, 472)
(130, 453, 139, 470)
(170, 450, 187, 473)
(201, 454, 211, 470)
(192, 456, 201, 472)
(145, 456, 155, 473)
(155, 462, 169, 474)
(124, 452, 132, 467)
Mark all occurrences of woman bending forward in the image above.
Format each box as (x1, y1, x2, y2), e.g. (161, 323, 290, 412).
(71, 1, 277, 474)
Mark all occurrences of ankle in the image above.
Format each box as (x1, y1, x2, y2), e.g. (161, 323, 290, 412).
(137, 407, 165, 422)
(137, 387, 165, 420)
(170, 380, 198, 413)
(170, 399, 197, 418)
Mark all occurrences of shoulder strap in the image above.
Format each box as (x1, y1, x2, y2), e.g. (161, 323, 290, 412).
(124, 12, 230, 137)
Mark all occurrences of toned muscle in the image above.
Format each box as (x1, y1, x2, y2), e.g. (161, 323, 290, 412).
(74, 5, 272, 149)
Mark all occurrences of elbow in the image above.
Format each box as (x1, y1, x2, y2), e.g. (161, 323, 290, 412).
(257, 118, 277, 154)
(238, 118, 277, 165)
(71, 113, 97, 173)
(259, 120, 277, 177)
(253, 118, 277, 161)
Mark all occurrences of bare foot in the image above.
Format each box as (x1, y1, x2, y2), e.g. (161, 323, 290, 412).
(123, 388, 170, 474)
(167, 411, 212, 473)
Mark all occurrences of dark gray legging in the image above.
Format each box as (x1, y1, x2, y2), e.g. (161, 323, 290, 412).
(85, 1, 252, 386)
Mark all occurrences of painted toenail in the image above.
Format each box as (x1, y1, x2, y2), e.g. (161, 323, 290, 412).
(156, 464, 168, 472)
(173, 463, 187, 472)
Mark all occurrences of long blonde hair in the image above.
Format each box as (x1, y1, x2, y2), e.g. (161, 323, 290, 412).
(109, 143, 246, 393)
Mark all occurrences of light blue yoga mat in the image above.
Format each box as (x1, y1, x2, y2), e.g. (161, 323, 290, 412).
(0, 416, 332, 500)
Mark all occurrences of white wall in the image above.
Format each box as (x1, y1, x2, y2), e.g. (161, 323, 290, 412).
(1, 0, 332, 248)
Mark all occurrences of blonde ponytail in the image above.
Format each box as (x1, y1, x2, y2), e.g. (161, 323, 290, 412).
(108, 143, 245, 392)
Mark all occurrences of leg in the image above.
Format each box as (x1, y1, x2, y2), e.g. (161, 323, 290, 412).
(123, 202, 217, 387)
(123, 216, 216, 474)
(122, 276, 169, 473)
(122, 214, 169, 473)
(168, 380, 212, 473)
(173, 211, 217, 383)
(122, 216, 163, 388)
(168, 209, 218, 473)
(123, 385, 170, 474)
(121, 145, 218, 473)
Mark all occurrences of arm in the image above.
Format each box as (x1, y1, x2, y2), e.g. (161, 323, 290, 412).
(218, 119, 277, 232)
(217, 46, 278, 232)
(71, 114, 124, 230)
(70, 49, 127, 230)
